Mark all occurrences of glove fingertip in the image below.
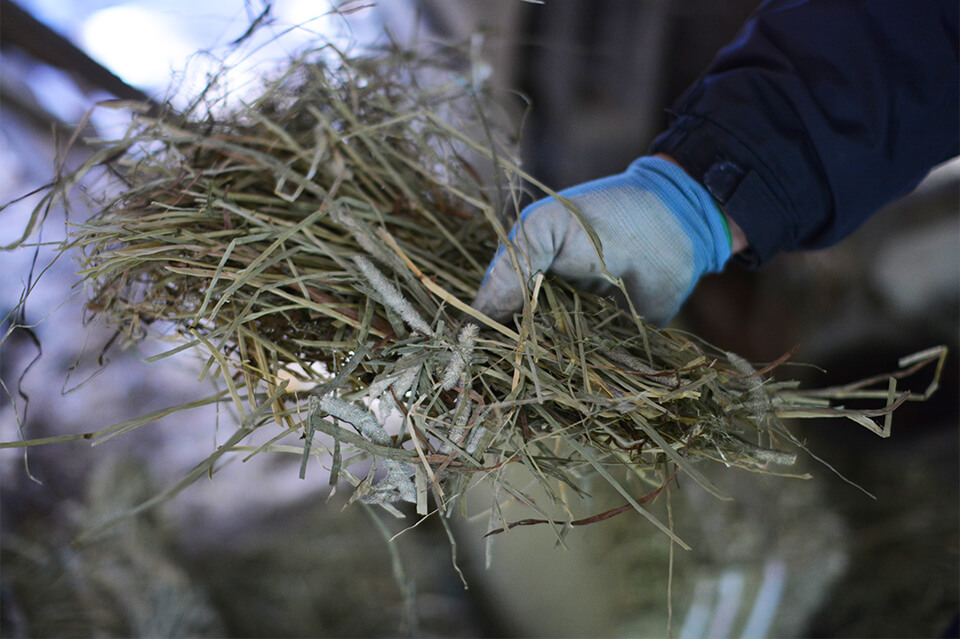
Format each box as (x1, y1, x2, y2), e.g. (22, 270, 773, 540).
(470, 283, 517, 324)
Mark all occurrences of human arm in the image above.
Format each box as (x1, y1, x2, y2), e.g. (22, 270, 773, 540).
(474, 0, 959, 324)
(652, 0, 959, 267)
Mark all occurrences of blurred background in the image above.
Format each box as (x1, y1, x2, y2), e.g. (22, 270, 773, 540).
(1, 1, 957, 637)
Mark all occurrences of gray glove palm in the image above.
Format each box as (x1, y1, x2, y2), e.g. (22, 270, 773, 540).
(473, 156, 732, 326)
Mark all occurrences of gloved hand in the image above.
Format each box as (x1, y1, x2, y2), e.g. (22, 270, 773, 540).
(472, 156, 732, 326)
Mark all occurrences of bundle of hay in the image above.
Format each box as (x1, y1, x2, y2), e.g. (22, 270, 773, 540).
(6, 44, 945, 541)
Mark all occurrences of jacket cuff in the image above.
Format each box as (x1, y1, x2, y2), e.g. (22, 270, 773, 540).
(651, 114, 797, 269)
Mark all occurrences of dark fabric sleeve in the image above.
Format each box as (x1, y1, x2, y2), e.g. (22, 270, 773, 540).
(650, 0, 959, 267)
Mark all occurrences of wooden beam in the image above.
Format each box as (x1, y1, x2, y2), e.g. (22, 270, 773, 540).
(0, 0, 153, 103)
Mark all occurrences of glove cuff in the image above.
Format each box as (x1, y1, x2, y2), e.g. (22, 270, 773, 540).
(627, 156, 732, 277)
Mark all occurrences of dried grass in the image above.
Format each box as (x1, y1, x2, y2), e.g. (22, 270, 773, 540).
(1, 42, 946, 545)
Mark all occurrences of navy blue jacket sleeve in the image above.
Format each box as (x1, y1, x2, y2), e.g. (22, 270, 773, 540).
(651, 0, 959, 267)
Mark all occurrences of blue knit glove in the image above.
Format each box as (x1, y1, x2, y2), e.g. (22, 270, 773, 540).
(473, 156, 731, 326)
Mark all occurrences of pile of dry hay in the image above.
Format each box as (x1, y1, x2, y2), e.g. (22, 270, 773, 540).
(5, 44, 946, 542)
